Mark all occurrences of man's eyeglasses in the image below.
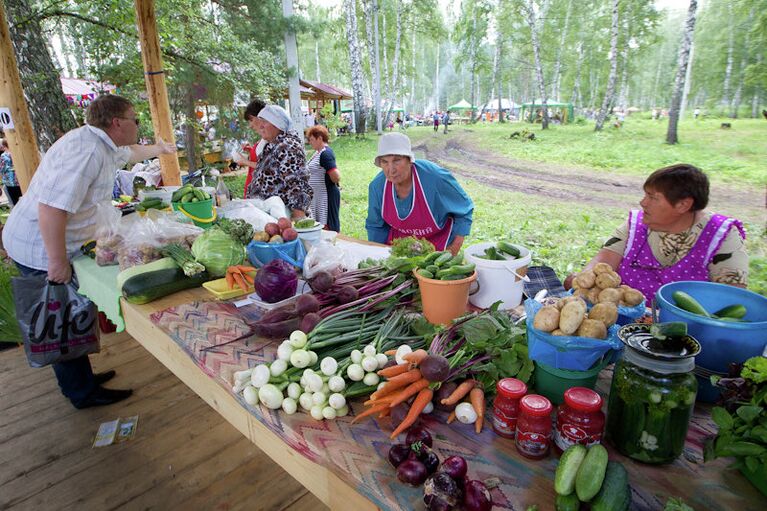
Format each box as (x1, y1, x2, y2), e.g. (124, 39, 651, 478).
(118, 117, 140, 126)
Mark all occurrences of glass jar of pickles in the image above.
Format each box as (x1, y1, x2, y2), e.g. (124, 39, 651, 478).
(606, 324, 700, 464)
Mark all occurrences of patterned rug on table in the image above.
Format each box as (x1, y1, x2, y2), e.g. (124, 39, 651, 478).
(150, 300, 764, 511)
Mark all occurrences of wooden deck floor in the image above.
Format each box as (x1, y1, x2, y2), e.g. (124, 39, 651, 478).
(0, 332, 328, 511)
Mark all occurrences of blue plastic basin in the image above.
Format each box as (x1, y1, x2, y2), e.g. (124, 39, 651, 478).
(655, 281, 767, 402)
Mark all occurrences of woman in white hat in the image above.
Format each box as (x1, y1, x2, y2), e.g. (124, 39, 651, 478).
(244, 104, 312, 218)
(365, 133, 474, 254)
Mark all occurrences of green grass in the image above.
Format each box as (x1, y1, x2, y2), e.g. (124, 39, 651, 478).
(457, 117, 767, 187)
(225, 123, 766, 295)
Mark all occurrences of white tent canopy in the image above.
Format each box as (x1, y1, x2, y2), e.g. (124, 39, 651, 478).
(480, 98, 520, 111)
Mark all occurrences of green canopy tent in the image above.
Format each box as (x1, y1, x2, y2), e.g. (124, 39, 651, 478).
(448, 99, 474, 112)
(520, 100, 574, 123)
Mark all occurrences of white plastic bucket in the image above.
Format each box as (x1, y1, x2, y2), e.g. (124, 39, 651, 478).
(296, 223, 323, 251)
(465, 242, 532, 309)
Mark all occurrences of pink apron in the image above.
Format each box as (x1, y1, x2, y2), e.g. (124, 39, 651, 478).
(382, 165, 453, 251)
(617, 209, 745, 301)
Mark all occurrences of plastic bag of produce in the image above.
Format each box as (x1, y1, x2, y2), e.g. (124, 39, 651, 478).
(218, 200, 276, 232)
(94, 201, 123, 266)
(116, 214, 164, 271)
(12, 274, 99, 368)
(302, 240, 345, 279)
(524, 299, 622, 371)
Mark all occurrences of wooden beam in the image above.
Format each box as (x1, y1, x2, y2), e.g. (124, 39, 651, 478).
(0, 2, 40, 193)
(134, 0, 181, 185)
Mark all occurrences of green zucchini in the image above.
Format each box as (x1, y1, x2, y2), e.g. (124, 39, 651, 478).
(649, 322, 688, 341)
(497, 240, 521, 258)
(672, 291, 710, 317)
(116, 257, 177, 290)
(575, 444, 609, 502)
(122, 267, 210, 304)
(713, 304, 747, 319)
(555, 493, 580, 511)
(555, 444, 587, 496)
(590, 461, 630, 511)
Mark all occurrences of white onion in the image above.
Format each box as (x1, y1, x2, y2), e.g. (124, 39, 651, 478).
(312, 392, 327, 406)
(361, 356, 379, 373)
(320, 357, 338, 376)
(347, 364, 365, 381)
(328, 375, 346, 392)
(310, 404, 324, 420)
(395, 345, 412, 364)
(363, 345, 377, 357)
(258, 384, 284, 409)
(328, 393, 346, 410)
(455, 402, 478, 424)
(243, 385, 259, 406)
(336, 404, 349, 417)
(282, 397, 298, 414)
(286, 382, 302, 400)
(375, 353, 388, 369)
(289, 330, 308, 348)
(322, 406, 337, 420)
(350, 349, 363, 364)
(276, 341, 294, 361)
(250, 364, 271, 388)
(290, 349, 311, 368)
(270, 359, 288, 377)
(299, 392, 314, 411)
(363, 372, 380, 386)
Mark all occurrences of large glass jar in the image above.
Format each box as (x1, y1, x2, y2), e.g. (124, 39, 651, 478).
(606, 348, 698, 464)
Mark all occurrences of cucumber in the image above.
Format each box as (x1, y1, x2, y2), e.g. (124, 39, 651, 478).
(122, 267, 210, 304)
(590, 461, 630, 511)
(672, 291, 710, 317)
(575, 444, 609, 502)
(417, 269, 434, 279)
(555, 444, 587, 496)
(713, 304, 747, 319)
(433, 252, 453, 266)
(497, 240, 521, 258)
(649, 322, 688, 340)
(116, 257, 177, 290)
(555, 493, 580, 511)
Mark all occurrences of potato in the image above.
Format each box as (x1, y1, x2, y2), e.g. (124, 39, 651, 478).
(593, 262, 613, 275)
(574, 270, 596, 289)
(556, 295, 587, 311)
(598, 287, 622, 304)
(596, 271, 621, 289)
(573, 288, 589, 300)
(622, 288, 645, 306)
(559, 301, 586, 335)
(586, 287, 602, 304)
(589, 302, 618, 327)
(253, 231, 270, 242)
(551, 329, 566, 336)
(576, 318, 608, 339)
(533, 306, 560, 332)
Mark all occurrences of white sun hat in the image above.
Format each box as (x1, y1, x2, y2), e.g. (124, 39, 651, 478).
(374, 133, 415, 167)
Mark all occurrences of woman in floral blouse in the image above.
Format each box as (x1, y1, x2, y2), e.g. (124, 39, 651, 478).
(244, 105, 312, 219)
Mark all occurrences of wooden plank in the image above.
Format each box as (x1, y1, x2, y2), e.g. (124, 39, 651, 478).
(134, 0, 181, 185)
(0, 2, 40, 192)
(122, 295, 378, 511)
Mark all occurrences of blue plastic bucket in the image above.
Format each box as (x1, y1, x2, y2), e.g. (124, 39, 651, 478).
(246, 239, 306, 268)
(655, 281, 767, 402)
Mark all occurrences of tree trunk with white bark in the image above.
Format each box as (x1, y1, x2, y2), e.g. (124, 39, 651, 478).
(383, 0, 402, 128)
(524, 0, 549, 129)
(551, 0, 572, 100)
(721, 3, 734, 108)
(362, 0, 382, 133)
(594, 0, 620, 132)
(344, 0, 367, 135)
(666, 0, 698, 145)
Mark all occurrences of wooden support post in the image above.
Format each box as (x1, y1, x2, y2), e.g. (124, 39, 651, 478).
(0, 2, 40, 192)
(135, 0, 181, 185)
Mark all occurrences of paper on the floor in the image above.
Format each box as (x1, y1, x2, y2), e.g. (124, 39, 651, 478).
(92, 415, 139, 447)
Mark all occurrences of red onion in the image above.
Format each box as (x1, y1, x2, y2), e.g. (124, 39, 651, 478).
(464, 479, 493, 511)
(440, 456, 468, 480)
(397, 459, 429, 486)
(406, 425, 433, 448)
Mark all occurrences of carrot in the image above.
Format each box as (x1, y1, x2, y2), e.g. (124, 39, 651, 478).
(384, 349, 397, 356)
(232, 272, 249, 292)
(390, 388, 434, 439)
(378, 408, 391, 418)
(364, 395, 395, 407)
(470, 387, 485, 434)
(388, 378, 430, 408)
(242, 272, 255, 284)
(385, 368, 422, 387)
(447, 410, 457, 424)
(441, 379, 476, 406)
(377, 363, 410, 378)
(225, 271, 235, 290)
(235, 265, 257, 273)
(351, 403, 390, 424)
(369, 369, 423, 401)
(402, 349, 429, 365)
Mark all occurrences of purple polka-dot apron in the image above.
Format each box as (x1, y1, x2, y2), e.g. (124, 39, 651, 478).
(382, 164, 453, 251)
(617, 209, 746, 301)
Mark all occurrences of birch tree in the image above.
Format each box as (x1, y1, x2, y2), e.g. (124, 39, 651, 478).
(522, 0, 550, 129)
(383, 0, 403, 128)
(344, 0, 366, 135)
(551, 0, 572, 101)
(666, 0, 698, 145)
(594, 0, 620, 132)
(362, 0, 382, 133)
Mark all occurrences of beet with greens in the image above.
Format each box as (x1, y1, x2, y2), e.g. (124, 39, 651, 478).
(420, 355, 450, 382)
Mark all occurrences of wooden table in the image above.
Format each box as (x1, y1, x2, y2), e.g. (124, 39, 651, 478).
(122, 288, 378, 510)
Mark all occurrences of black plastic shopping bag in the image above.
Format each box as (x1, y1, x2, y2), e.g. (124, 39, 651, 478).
(12, 274, 100, 368)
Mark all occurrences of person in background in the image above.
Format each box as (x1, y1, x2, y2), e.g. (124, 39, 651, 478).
(232, 99, 266, 195)
(245, 105, 312, 219)
(2, 95, 176, 409)
(432, 111, 440, 132)
(564, 164, 747, 301)
(0, 139, 22, 206)
(442, 111, 450, 134)
(306, 125, 340, 232)
(366, 133, 473, 255)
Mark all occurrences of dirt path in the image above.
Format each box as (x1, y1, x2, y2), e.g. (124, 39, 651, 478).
(412, 134, 765, 224)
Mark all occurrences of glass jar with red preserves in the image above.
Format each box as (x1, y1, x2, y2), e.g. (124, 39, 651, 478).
(515, 394, 553, 459)
(554, 387, 605, 453)
(493, 378, 528, 438)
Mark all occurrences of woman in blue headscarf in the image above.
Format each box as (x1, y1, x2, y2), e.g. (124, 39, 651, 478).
(244, 105, 312, 219)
